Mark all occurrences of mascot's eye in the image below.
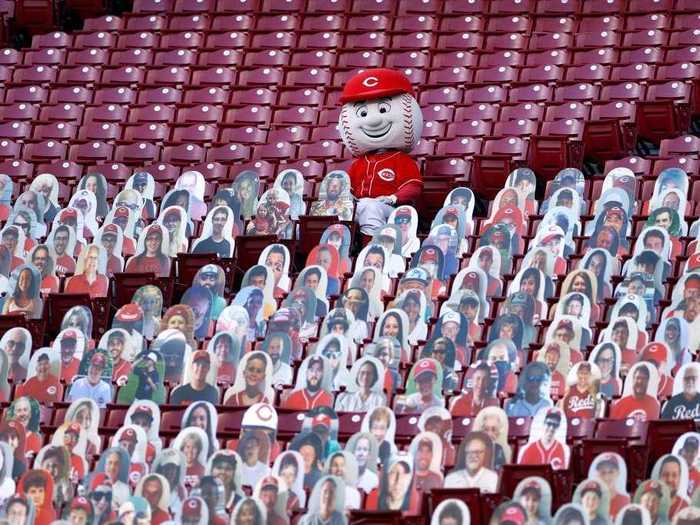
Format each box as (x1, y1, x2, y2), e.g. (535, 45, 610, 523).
(355, 106, 368, 118)
(378, 102, 391, 114)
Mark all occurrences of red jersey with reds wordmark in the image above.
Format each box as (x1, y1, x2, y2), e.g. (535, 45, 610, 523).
(562, 387, 596, 419)
(348, 151, 422, 203)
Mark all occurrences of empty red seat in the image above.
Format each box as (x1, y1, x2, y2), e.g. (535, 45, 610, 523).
(206, 143, 251, 163)
(139, 87, 183, 105)
(69, 141, 114, 164)
(24, 140, 67, 162)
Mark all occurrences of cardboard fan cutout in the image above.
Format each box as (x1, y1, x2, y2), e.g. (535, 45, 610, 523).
(310, 170, 354, 221)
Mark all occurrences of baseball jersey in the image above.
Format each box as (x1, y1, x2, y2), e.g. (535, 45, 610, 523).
(661, 393, 700, 420)
(64, 274, 109, 298)
(282, 389, 333, 411)
(519, 439, 569, 470)
(670, 495, 689, 520)
(68, 377, 112, 407)
(16, 375, 62, 404)
(561, 387, 596, 419)
(348, 151, 422, 203)
(60, 358, 80, 383)
(609, 493, 630, 519)
(610, 395, 660, 421)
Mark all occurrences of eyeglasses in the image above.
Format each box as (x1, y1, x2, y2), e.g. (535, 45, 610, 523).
(91, 491, 111, 501)
(465, 449, 485, 457)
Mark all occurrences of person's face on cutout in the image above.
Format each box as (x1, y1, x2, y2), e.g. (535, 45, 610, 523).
(85, 248, 99, 273)
(307, 361, 323, 389)
(212, 459, 235, 486)
(360, 270, 375, 292)
(633, 368, 650, 397)
(357, 362, 375, 390)
(167, 314, 186, 332)
(4, 332, 25, 360)
(320, 479, 336, 516)
(304, 272, 319, 290)
(76, 406, 92, 430)
(354, 438, 370, 468)
(596, 464, 619, 490)
(14, 399, 31, 426)
(520, 492, 540, 517)
(317, 249, 333, 272)
(61, 339, 76, 361)
(596, 230, 614, 251)
(370, 417, 388, 443)
(145, 230, 161, 255)
(242, 437, 261, 465)
(660, 461, 681, 493)
(260, 487, 277, 510)
(164, 213, 180, 233)
(142, 478, 162, 508)
(182, 437, 200, 464)
(280, 463, 297, 491)
(588, 254, 605, 276)
(683, 368, 698, 396)
(543, 416, 559, 442)
(192, 359, 210, 383)
(189, 297, 208, 330)
(87, 363, 103, 385)
(581, 491, 600, 516)
(499, 323, 514, 340)
(326, 177, 342, 200)
(105, 452, 120, 481)
(35, 356, 50, 379)
(416, 373, 436, 397)
(520, 276, 536, 296)
(388, 463, 411, 501)
(478, 251, 493, 273)
(545, 349, 560, 370)
(416, 443, 432, 471)
(442, 321, 459, 341)
(212, 210, 228, 236)
(321, 343, 341, 369)
(6, 501, 28, 525)
(554, 327, 573, 344)
(655, 211, 672, 231)
(604, 212, 623, 232)
(281, 174, 295, 195)
(108, 334, 124, 360)
(267, 336, 283, 364)
(85, 176, 98, 194)
(644, 234, 664, 253)
(382, 316, 400, 338)
(42, 455, 62, 479)
(26, 485, 45, 508)
(403, 297, 420, 321)
(640, 492, 660, 517)
(611, 323, 628, 348)
(299, 445, 316, 474)
(32, 248, 49, 273)
(680, 446, 697, 469)
(330, 455, 346, 478)
(576, 366, 592, 389)
(566, 299, 583, 317)
(248, 271, 266, 289)
(266, 253, 284, 282)
(344, 290, 365, 315)
(665, 322, 679, 344)
(366, 253, 383, 270)
(431, 341, 448, 366)
(473, 369, 489, 395)
(17, 269, 31, 294)
(189, 406, 208, 430)
(243, 357, 265, 388)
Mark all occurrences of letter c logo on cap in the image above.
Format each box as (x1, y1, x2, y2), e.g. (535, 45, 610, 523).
(362, 76, 379, 88)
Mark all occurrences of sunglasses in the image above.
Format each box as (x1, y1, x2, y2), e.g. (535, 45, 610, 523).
(91, 491, 112, 501)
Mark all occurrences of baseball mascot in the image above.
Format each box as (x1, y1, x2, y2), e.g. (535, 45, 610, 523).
(339, 68, 424, 236)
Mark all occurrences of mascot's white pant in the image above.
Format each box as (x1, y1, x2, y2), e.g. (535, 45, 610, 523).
(356, 198, 395, 236)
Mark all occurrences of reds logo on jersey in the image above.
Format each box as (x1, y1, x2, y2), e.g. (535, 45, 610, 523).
(378, 168, 396, 182)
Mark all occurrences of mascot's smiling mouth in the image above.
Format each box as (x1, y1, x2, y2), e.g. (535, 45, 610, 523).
(361, 123, 392, 139)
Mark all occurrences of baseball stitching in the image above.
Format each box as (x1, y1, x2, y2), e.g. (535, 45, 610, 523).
(339, 105, 360, 157)
(401, 93, 415, 151)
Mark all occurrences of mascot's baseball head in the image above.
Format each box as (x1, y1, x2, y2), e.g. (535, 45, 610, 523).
(339, 68, 424, 157)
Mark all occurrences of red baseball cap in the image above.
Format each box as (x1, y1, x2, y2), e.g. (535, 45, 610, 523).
(102, 224, 119, 235)
(182, 498, 203, 519)
(501, 506, 526, 525)
(115, 303, 143, 322)
(641, 342, 668, 364)
(114, 207, 130, 219)
(133, 405, 153, 419)
(66, 422, 82, 435)
(71, 496, 92, 514)
(312, 414, 332, 429)
(63, 329, 78, 340)
(61, 209, 78, 220)
(120, 428, 137, 442)
(340, 68, 414, 103)
(414, 358, 437, 380)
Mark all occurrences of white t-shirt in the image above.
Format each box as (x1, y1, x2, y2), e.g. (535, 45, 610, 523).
(68, 378, 112, 408)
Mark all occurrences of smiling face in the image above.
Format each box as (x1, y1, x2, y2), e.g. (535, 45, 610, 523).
(340, 94, 422, 154)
